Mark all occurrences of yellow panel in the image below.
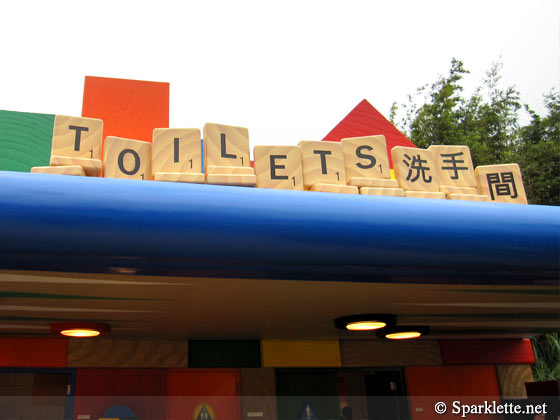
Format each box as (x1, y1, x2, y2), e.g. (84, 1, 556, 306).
(206, 173, 257, 187)
(253, 146, 304, 190)
(262, 339, 341, 367)
(152, 128, 201, 174)
(299, 141, 346, 188)
(51, 115, 103, 160)
(348, 177, 398, 188)
(475, 164, 528, 204)
(360, 187, 405, 197)
(447, 193, 489, 202)
(391, 146, 439, 192)
(428, 145, 476, 187)
(405, 191, 446, 199)
(203, 123, 251, 169)
(31, 165, 85, 176)
(206, 165, 255, 175)
(154, 172, 205, 183)
(50, 155, 102, 177)
(497, 364, 534, 399)
(103, 136, 152, 180)
(341, 135, 390, 179)
(310, 183, 358, 194)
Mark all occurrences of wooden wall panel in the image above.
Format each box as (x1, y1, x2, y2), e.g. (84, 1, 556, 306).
(497, 364, 534, 399)
(240, 368, 277, 420)
(340, 339, 442, 367)
(441, 339, 535, 365)
(67, 338, 187, 368)
(261, 339, 341, 367)
(0, 338, 68, 367)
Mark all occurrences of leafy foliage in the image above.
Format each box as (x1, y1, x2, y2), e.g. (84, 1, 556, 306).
(531, 332, 560, 381)
(391, 59, 559, 205)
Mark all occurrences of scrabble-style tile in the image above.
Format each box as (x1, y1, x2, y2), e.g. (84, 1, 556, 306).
(405, 191, 446, 199)
(439, 185, 478, 195)
(447, 194, 489, 202)
(299, 141, 346, 188)
(154, 172, 205, 183)
(103, 136, 152, 180)
(428, 145, 476, 187)
(203, 123, 251, 169)
(475, 164, 528, 204)
(342, 135, 390, 179)
(360, 187, 405, 197)
(206, 173, 257, 187)
(310, 183, 358, 194)
(152, 128, 202, 174)
(51, 115, 103, 160)
(206, 165, 255, 175)
(253, 146, 304, 190)
(49, 155, 102, 177)
(31, 165, 85, 176)
(391, 146, 439, 192)
(347, 177, 399, 188)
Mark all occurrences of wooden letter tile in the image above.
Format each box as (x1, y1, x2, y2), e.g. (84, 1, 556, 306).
(348, 177, 398, 188)
(391, 146, 439, 192)
(299, 141, 346, 188)
(31, 165, 85, 176)
(342, 135, 390, 179)
(206, 174, 257, 187)
(310, 183, 358, 194)
(51, 115, 103, 159)
(152, 128, 201, 174)
(49, 156, 102, 177)
(154, 172, 205, 183)
(428, 145, 476, 187)
(103, 136, 151, 180)
(253, 146, 304, 190)
(360, 187, 405, 197)
(475, 164, 528, 204)
(447, 194, 489, 202)
(203, 123, 251, 169)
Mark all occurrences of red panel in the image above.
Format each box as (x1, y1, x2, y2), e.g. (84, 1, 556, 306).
(441, 339, 535, 365)
(407, 365, 501, 420)
(82, 76, 169, 143)
(0, 338, 68, 367)
(322, 99, 416, 167)
(74, 368, 167, 420)
(169, 369, 240, 420)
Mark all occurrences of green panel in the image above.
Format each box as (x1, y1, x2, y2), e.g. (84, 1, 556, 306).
(188, 340, 261, 368)
(0, 109, 54, 172)
(275, 369, 340, 420)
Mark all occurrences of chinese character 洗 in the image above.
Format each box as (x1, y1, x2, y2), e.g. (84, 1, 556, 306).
(404, 153, 433, 183)
(486, 172, 518, 200)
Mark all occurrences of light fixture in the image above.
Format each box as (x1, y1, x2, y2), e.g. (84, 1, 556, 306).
(50, 322, 110, 338)
(377, 325, 430, 340)
(334, 314, 397, 331)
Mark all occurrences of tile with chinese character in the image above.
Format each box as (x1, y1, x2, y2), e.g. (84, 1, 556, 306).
(103, 136, 152, 180)
(428, 145, 476, 187)
(51, 115, 103, 159)
(152, 128, 202, 174)
(299, 141, 346, 188)
(254, 146, 304, 190)
(391, 146, 439, 192)
(203, 123, 251, 169)
(475, 164, 527, 204)
(342, 135, 390, 179)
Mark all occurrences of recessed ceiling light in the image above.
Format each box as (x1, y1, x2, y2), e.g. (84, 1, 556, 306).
(334, 314, 397, 331)
(377, 325, 430, 340)
(50, 322, 110, 338)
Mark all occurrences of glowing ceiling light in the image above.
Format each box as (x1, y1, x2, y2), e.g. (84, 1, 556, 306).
(378, 325, 430, 340)
(50, 322, 110, 338)
(334, 314, 396, 331)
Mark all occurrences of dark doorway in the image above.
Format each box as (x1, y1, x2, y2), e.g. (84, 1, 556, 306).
(364, 370, 409, 420)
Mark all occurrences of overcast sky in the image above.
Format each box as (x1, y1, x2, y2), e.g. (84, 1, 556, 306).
(1, 0, 558, 150)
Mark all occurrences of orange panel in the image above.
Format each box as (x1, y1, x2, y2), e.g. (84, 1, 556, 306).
(0, 338, 68, 367)
(169, 369, 240, 420)
(82, 76, 169, 143)
(406, 365, 501, 420)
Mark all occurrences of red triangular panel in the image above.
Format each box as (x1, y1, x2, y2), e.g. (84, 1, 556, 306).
(322, 99, 416, 167)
